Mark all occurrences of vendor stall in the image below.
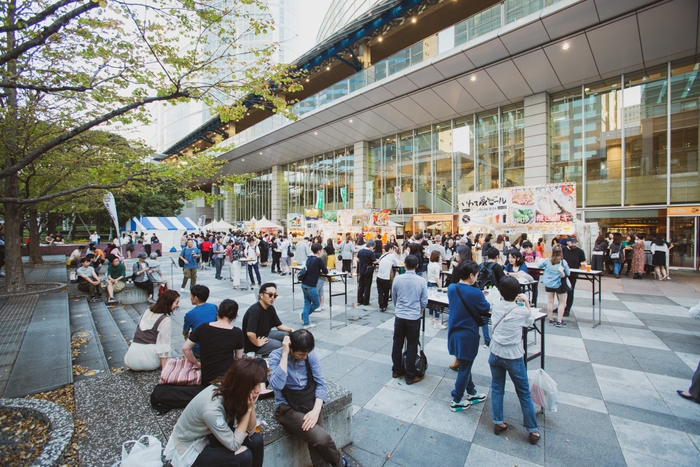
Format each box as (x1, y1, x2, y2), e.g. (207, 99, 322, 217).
(123, 216, 199, 253)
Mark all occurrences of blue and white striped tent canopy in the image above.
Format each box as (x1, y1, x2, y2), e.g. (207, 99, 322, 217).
(124, 217, 198, 231)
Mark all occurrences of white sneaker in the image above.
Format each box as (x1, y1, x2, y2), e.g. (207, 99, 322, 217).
(466, 392, 487, 403)
(433, 322, 447, 330)
(299, 312, 303, 323)
(303, 323, 316, 329)
(180, 287, 185, 292)
(314, 307, 323, 312)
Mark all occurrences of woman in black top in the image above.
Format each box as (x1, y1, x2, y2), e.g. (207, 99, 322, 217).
(183, 299, 271, 396)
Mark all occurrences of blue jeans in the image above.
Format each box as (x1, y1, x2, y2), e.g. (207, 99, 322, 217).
(488, 352, 538, 433)
(451, 358, 476, 402)
(214, 257, 224, 278)
(482, 323, 490, 345)
(302, 284, 319, 326)
(613, 262, 622, 275)
(248, 262, 261, 285)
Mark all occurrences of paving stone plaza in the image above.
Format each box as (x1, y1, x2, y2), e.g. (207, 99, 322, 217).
(2, 254, 699, 466)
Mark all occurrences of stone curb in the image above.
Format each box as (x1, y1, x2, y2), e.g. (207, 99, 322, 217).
(0, 397, 74, 467)
(0, 282, 67, 298)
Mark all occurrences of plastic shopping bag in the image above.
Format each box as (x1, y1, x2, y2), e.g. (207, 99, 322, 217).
(117, 435, 162, 467)
(528, 368, 558, 413)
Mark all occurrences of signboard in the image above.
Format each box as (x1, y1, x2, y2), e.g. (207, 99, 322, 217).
(287, 213, 303, 228)
(316, 190, 324, 209)
(668, 206, 700, 216)
(365, 181, 374, 208)
(304, 208, 321, 220)
(458, 182, 576, 233)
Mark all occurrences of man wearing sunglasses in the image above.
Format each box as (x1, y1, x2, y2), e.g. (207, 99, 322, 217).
(242, 282, 295, 357)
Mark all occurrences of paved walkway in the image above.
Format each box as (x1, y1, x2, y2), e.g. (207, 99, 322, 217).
(160, 256, 700, 467)
(3, 256, 700, 466)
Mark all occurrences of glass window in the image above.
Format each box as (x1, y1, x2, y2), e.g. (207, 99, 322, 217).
(671, 58, 700, 203)
(477, 109, 500, 191)
(623, 69, 668, 205)
(505, 0, 544, 24)
(434, 122, 454, 211)
(399, 131, 415, 214)
(388, 49, 410, 76)
(551, 93, 583, 206)
(584, 79, 623, 207)
(415, 126, 433, 213)
(454, 117, 475, 195)
(346, 148, 355, 205)
(384, 136, 398, 212)
(502, 105, 525, 187)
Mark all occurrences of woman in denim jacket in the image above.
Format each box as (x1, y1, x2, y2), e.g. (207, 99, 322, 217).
(538, 244, 570, 327)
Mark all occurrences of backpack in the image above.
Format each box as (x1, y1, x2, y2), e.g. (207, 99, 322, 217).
(476, 261, 497, 290)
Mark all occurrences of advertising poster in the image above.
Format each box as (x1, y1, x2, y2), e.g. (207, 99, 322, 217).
(373, 209, 390, 226)
(394, 186, 403, 210)
(337, 210, 353, 226)
(287, 213, 303, 228)
(322, 210, 337, 223)
(304, 208, 321, 220)
(458, 183, 576, 234)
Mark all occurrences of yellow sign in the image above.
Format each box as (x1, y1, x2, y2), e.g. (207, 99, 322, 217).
(668, 206, 700, 216)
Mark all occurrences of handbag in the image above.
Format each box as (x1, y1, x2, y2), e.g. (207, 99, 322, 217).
(115, 435, 162, 467)
(455, 285, 489, 327)
(158, 358, 201, 386)
(402, 342, 428, 377)
(297, 267, 307, 282)
(282, 358, 316, 413)
(287, 245, 294, 257)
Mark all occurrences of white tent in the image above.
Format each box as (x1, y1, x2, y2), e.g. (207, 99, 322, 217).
(201, 219, 235, 232)
(124, 216, 198, 253)
(256, 216, 284, 231)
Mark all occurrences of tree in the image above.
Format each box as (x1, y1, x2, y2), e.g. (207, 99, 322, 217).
(0, 0, 302, 292)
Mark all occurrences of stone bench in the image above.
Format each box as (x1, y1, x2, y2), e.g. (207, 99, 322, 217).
(75, 370, 353, 467)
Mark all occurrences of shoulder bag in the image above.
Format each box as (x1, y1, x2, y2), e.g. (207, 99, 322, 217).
(158, 358, 201, 386)
(455, 285, 489, 327)
(282, 358, 316, 413)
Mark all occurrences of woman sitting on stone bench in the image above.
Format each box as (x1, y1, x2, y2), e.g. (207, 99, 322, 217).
(124, 289, 179, 371)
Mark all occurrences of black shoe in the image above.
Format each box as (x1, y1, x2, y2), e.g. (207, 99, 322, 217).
(555, 321, 567, 327)
(563, 310, 570, 317)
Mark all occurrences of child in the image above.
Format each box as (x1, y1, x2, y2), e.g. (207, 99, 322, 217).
(427, 250, 446, 329)
(521, 241, 542, 264)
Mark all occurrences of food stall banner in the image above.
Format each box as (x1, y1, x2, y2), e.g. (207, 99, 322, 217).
(365, 181, 374, 208)
(316, 190, 324, 209)
(287, 213, 304, 228)
(340, 187, 347, 209)
(337, 210, 353, 226)
(322, 210, 337, 223)
(304, 208, 321, 220)
(373, 209, 390, 226)
(458, 183, 576, 233)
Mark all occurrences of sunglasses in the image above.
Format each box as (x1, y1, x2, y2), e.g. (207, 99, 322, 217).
(263, 292, 279, 299)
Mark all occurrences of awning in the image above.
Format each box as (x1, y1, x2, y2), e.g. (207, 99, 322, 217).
(124, 217, 198, 231)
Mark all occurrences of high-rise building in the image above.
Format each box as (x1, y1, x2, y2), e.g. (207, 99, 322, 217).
(316, 0, 386, 43)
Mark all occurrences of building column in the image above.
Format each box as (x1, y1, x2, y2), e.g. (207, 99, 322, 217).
(523, 93, 551, 186)
(223, 187, 234, 223)
(271, 165, 286, 227)
(353, 141, 369, 210)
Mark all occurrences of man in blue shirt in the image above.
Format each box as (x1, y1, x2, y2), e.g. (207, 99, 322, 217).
(391, 254, 428, 385)
(301, 243, 328, 329)
(182, 285, 217, 357)
(179, 238, 201, 291)
(269, 330, 348, 467)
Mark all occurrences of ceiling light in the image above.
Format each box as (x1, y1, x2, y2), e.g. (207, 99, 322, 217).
(378, 36, 383, 42)
(349, 119, 353, 123)
(326, 66, 330, 71)
(305, 78, 309, 82)
(585, 87, 590, 92)
(562, 42, 570, 50)
(411, 17, 417, 23)
(241, 159, 245, 161)
(314, 132, 318, 135)
(259, 152, 262, 155)
(470, 75, 476, 82)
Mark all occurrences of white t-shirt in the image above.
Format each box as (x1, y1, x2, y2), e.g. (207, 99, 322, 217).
(427, 262, 441, 285)
(377, 252, 399, 280)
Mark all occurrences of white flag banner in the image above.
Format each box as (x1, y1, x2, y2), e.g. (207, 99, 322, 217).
(103, 192, 121, 245)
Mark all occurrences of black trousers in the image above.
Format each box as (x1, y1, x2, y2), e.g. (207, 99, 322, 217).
(357, 272, 373, 305)
(271, 252, 281, 272)
(342, 259, 352, 274)
(192, 432, 263, 467)
(392, 317, 421, 381)
(565, 273, 578, 312)
(377, 277, 391, 309)
(134, 279, 154, 297)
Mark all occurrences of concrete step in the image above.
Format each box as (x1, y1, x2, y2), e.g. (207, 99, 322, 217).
(88, 301, 130, 370)
(120, 303, 143, 326)
(107, 303, 137, 346)
(69, 297, 110, 381)
(3, 293, 72, 397)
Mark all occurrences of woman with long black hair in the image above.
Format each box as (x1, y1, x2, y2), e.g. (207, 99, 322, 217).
(164, 359, 266, 467)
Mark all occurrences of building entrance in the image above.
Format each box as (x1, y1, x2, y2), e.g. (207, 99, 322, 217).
(669, 207, 700, 270)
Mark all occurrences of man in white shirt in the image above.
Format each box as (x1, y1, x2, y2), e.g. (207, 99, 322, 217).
(279, 235, 292, 276)
(295, 237, 310, 267)
(376, 243, 399, 312)
(426, 235, 449, 261)
(89, 231, 100, 245)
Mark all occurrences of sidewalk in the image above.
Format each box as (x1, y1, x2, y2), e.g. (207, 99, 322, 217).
(2, 256, 700, 466)
(160, 257, 700, 466)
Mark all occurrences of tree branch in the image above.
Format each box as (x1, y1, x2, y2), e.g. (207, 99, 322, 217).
(0, 0, 100, 68)
(0, 170, 152, 204)
(0, 0, 81, 33)
(0, 90, 188, 179)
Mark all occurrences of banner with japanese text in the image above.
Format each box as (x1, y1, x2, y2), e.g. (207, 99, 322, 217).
(458, 183, 576, 234)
